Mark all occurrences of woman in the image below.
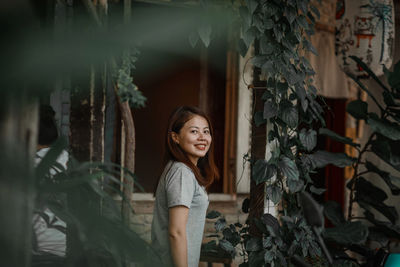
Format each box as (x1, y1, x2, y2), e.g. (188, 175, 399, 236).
(151, 106, 219, 267)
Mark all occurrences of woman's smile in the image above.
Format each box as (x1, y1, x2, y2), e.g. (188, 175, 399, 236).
(171, 115, 212, 165)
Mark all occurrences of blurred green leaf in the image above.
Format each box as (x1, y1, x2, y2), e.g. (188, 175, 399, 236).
(371, 135, 400, 171)
(266, 184, 282, 204)
(319, 128, 360, 147)
(245, 0, 258, 14)
(368, 113, 400, 141)
(198, 23, 212, 47)
(299, 128, 317, 152)
(323, 201, 345, 226)
(263, 100, 278, 120)
(354, 177, 398, 224)
(323, 221, 368, 245)
(188, 31, 199, 48)
(387, 60, 400, 89)
(365, 161, 400, 195)
(346, 100, 368, 120)
(310, 185, 326, 195)
(309, 150, 355, 169)
(280, 103, 298, 129)
(278, 157, 299, 181)
(349, 56, 390, 92)
(207, 210, 222, 219)
(253, 159, 276, 185)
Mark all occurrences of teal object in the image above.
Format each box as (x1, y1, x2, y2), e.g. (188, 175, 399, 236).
(385, 254, 400, 267)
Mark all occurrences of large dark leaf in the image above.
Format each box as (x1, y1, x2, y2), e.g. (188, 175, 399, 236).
(237, 38, 248, 57)
(354, 177, 387, 201)
(299, 128, 317, 152)
(266, 184, 282, 204)
(368, 113, 400, 141)
(309, 150, 355, 169)
(278, 157, 299, 181)
(346, 100, 368, 120)
(349, 56, 390, 92)
(387, 60, 400, 90)
(219, 239, 235, 254)
(206, 210, 221, 219)
(280, 102, 298, 129)
(323, 221, 369, 245)
(215, 218, 227, 232)
(364, 210, 400, 240)
(346, 72, 384, 112)
(263, 100, 278, 120)
(261, 213, 280, 236)
(243, 27, 258, 47)
(354, 177, 398, 224)
(288, 179, 304, 193)
(252, 159, 276, 185)
(365, 161, 400, 195)
(319, 128, 359, 147)
(323, 201, 345, 226)
(371, 135, 400, 171)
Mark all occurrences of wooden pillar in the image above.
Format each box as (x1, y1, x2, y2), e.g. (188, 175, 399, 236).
(248, 42, 267, 236)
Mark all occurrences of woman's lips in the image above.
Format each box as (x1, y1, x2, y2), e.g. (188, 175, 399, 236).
(195, 144, 206, 150)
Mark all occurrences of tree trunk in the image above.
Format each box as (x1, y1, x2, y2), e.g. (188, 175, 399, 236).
(119, 100, 135, 225)
(119, 0, 135, 226)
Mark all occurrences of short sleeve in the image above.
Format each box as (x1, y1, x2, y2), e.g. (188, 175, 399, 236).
(165, 164, 196, 208)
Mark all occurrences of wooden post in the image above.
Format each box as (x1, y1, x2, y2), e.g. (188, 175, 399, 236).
(248, 42, 266, 237)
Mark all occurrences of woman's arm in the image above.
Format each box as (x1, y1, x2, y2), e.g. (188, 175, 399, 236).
(168, 205, 189, 267)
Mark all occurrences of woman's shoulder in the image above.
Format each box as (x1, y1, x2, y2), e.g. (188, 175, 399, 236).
(169, 161, 194, 174)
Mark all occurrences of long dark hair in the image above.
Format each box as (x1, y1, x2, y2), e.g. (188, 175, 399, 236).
(158, 106, 219, 190)
(38, 104, 58, 146)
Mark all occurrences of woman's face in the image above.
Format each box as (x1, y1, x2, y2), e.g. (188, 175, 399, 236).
(172, 115, 212, 165)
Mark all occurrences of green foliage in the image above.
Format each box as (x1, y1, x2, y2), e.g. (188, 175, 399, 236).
(35, 138, 159, 266)
(317, 57, 400, 264)
(116, 48, 147, 109)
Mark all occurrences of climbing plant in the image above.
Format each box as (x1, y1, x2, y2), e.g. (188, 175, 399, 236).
(201, 1, 400, 266)
(200, 0, 357, 266)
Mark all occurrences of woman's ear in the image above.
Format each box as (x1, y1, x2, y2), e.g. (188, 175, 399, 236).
(170, 132, 179, 144)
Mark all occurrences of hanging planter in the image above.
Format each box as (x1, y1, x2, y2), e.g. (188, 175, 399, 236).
(335, 0, 395, 78)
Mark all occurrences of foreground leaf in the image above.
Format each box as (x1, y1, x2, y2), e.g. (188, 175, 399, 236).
(323, 201, 346, 226)
(346, 100, 368, 120)
(368, 113, 400, 141)
(365, 161, 400, 195)
(319, 128, 359, 147)
(278, 157, 299, 181)
(309, 150, 355, 169)
(323, 221, 369, 245)
(299, 128, 317, 151)
(266, 184, 282, 204)
(252, 160, 276, 185)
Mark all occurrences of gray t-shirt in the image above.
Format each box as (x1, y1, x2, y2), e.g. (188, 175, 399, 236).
(151, 161, 209, 267)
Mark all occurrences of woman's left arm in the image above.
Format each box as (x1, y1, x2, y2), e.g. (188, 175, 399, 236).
(168, 205, 189, 267)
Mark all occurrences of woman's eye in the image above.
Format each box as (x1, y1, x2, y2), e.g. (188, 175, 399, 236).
(191, 130, 198, 134)
(204, 130, 210, 134)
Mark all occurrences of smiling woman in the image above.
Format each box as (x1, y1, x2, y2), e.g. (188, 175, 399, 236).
(151, 106, 219, 267)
